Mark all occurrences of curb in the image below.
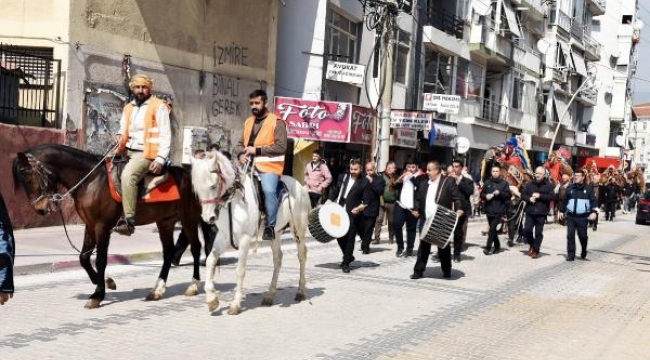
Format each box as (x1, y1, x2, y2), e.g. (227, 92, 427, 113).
(14, 251, 164, 276)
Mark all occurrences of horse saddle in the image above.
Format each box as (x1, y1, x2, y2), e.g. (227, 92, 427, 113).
(106, 157, 181, 203)
(252, 173, 289, 217)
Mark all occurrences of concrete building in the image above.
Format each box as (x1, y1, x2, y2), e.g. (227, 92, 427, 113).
(630, 103, 650, 176)
(0, 0, 280, 163)
(589, 0, 640, 160)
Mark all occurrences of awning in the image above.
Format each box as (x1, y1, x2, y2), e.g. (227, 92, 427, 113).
(456, 122, 508, 150)
(571, 52, 589, 77)
(559, 43, 574, 70)
(502, 1, 521, 37)
(584, 157, 621, 169)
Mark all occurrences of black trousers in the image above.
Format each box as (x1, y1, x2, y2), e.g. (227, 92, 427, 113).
(173, 220, 216, 260)
(524, 213, 546, 252)
(486, 214, 503, 251)
(393, 205, 418, 251)
(337, 214, 363, 265)
(414, 241, 451, 276)
(453, 214, 468, 256)
(360, 216, 378, 252)
(308, 192, 322, 208)
(604, 201, 616, 221)
(567, 215, 588, 259)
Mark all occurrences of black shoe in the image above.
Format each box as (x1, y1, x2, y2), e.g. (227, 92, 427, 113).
(443, 272, 451, 279)
(113, 217, 136, 236)
(361, 249, 370, 255)
(342, 264, 350, 273)
(507, 240, 514, 247)
(566, 256, 575, 261)
(580, 250, 587, 260)
(396, 249, 404, 257)
(492, 248, 501, 254)
(592, 224, 597, 231)
(453, 254, 461, 263)
(410, 272, 423, 279)
(262, 226, 275, 241)
(403, 250, 413, 257)
(483, 249, 491, 255)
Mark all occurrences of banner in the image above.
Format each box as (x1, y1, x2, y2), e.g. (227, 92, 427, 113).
(275, 97, 351, 143)
(325, 61, 366, 86)
(391, 128, 418, 149)
(350, 105, 375, 145)
(390, 110, 432, 131)
(422, 93, 461, 114)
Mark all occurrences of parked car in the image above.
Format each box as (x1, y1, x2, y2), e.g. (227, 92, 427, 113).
(636, 191, 650, 225)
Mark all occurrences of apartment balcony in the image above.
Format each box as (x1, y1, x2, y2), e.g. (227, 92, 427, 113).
(549, 10, 571, 34)
(571, 21, 584, 43)
(426, 7, 464, 40)
(583, 31, 602, 61)
(459, 95, 509, 124)
(576, 89, 598, 107)
(520, 0, 545, 20)
(507, 108, 537, 132)
(585, 0, 606, 16)
(470, 17, 512, 66)
(513, 41, 542, 74)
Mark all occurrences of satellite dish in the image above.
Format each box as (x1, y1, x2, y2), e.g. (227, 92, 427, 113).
(611, 48, 621, 58)
(615, 135, 625, 147)
(456, 137, 471, 154)
(634, 20, 644, 30)
(536, 39, 550, 54)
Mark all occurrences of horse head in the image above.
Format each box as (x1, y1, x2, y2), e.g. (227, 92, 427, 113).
(191, 150, 238, 224)
(13, 152, 58, 215)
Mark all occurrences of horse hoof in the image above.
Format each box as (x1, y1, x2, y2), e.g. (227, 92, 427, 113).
(105, 278, 117, 291)
(227, 305, 241, 315)
(207, 299, 220, 313)
(84, 299, 101, 309)
(184, 283, 199, 297)
(294, 293, 307, 302)
(261, 297, 274, 306)
(145, 291, 163, 301)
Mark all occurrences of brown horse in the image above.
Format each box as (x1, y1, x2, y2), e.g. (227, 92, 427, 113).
(12, 144, 203, 308)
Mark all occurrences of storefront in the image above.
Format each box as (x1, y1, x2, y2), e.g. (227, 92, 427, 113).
(457, 122, 509, 182)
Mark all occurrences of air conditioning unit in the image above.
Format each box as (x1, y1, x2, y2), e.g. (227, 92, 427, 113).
(560, 68, 571, 83)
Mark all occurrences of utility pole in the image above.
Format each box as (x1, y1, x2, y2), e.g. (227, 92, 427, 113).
(377, 1, 397, 172)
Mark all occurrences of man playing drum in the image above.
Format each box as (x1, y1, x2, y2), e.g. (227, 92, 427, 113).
(410, 161, 462, 280)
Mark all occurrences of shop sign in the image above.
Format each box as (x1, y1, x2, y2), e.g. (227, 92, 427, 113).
(575, 146, 599, 158)
(325, 61, 366, 86)
(390, 110, 432, 131)
(275, 97, 375, 145)
(422, 93, 460, 114)
(391, 128, 418, 149)
(429, 123, 457, 147)
(349, 105, 375, 145)
(531, 135, 552, 152)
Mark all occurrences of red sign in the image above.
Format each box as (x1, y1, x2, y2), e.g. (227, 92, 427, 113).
(274, 97, 351, 143)
(274, 97, 375, 145)
(349, 105, 375, 145)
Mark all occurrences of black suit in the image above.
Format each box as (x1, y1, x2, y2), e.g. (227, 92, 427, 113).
(412, 175, 461, 277)
(360, 174, 385, 253)
(453, 176, 474, 257)
(329, 173, 371, 266)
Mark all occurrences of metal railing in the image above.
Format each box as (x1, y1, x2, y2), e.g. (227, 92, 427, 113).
(426, 8, 464, 40)
(583, 31, 602, 59)
(0, 44, 62, 128)
(463, 95, 508, 124)
(571, 21, 584, 42)
(550, 9, 571, 33)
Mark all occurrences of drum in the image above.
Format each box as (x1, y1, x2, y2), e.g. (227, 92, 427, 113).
(308, 202, 350, 243)
(420, 204, 458, 248)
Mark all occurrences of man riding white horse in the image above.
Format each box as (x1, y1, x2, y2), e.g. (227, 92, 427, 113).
(236, 89, 287, 241)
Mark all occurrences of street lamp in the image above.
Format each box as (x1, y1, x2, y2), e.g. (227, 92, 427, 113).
(547, 67, 599, 157)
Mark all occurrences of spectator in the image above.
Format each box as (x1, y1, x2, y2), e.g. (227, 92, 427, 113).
(373, 161, 398, 244)
(0, 190, 14, 305)
(304, 151, 333, 208)
(360, 162, 384, 254)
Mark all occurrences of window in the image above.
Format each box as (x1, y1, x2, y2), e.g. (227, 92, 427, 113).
(327, 9, 359, 63)
(423, 48, 452, 94)
(456, 58, 469, 97)
(622, 15, 633, 24)
(394, 29, 410, 84)
(512, 77, 524, 110)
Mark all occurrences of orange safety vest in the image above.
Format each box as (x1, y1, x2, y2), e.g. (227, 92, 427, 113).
(243, 113, 285, 175)
(117, 97, 168, 160)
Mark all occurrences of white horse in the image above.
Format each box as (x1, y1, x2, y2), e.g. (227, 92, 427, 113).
(191, 151, 310, 315)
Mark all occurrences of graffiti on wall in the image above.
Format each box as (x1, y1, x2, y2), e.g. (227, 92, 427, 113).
(85, 90, 127, 155)
(213, 43, 249, 67)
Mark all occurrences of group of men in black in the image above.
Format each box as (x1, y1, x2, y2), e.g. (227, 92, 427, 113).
(328, 158, 604, 278)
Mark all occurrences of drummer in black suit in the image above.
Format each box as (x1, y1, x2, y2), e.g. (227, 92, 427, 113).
(410, 161, 462, 279)
(328, 159, 371, 273)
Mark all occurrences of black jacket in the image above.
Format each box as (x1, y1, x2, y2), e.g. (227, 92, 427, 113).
(521, 179, 554, 215)
(602, 183, 620, 203)
(454, 176, 474, 213)
(363, 173, 386, 218)
(480, 177, 511, 215)
(329, 173, 371, 216)
(413, 175, 461, 215)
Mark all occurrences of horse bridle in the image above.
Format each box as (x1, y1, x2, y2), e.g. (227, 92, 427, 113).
(19, 153, 56, 207)
(200, 160, 245, 207)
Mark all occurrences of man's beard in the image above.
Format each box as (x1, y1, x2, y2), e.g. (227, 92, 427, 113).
(252, 108, 267, 118)
(134, 93, 151, 106)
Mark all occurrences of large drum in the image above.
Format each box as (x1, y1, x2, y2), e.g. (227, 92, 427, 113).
(420, 204, 458, 248)
(308, 202, 350, 243)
